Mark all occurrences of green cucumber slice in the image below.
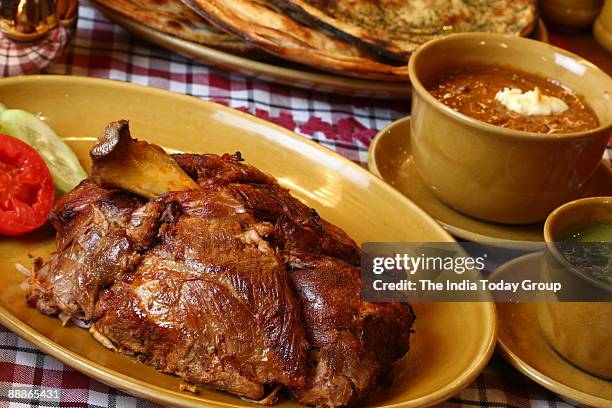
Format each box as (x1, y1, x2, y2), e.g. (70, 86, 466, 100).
(0, 109, 87, 195)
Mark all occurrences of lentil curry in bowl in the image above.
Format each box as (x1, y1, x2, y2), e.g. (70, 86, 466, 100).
(408, 33, 612, 224)
(428, 64, 599, 134)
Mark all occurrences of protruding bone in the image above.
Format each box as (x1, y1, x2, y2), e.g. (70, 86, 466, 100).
(91, 120, 199, 198)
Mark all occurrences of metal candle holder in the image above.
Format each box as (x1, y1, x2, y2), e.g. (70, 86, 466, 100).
(0, 0, 77, 76)
(0, 0, 77, 42)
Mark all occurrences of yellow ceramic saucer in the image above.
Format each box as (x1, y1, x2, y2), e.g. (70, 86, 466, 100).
(493, 253, 612, 408)
(368, 117, 612, 248)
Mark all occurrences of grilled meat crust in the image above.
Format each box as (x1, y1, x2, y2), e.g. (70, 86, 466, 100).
(287, 251, 414, 406)
(93, 189, 308, 398)
(180, 0, 408, 81)
(26, 128, 414, 407)
(171, 152, 276, 187)
(283, 0, 537, 62)
(25, 180, 145, 321)
(171, 153, 360, 265)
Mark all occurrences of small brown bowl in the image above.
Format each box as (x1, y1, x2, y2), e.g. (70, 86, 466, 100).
(594, 0, 612, 53)
(539, 196, 612, 380)
(540, 0, 603, 29)
(408, 33, 612, 224)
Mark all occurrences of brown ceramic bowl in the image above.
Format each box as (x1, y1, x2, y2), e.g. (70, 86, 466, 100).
(408, 33, 612, 224)
(539, 196, 612, 380)
(540, 0, 603, 29)
(594, 0, 612, 53)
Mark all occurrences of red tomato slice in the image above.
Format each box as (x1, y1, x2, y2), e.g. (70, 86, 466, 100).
(0, 134, 54, 236)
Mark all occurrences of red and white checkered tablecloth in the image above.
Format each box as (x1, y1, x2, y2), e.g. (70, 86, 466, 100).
(0, 2, 603, 407)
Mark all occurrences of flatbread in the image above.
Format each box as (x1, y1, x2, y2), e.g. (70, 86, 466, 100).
(93, 0, 255, 54)
(182, 0, 409, 81)
(283, 0, 537, 61)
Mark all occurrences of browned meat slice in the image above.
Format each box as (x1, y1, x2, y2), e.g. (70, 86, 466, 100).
(172, 152, 276, 186)
(25, 179, 145, 320)
(286, 251, 415, 407)
(92, 189, 307, 400)
(231, 183, 359, 265)
(26, 123, 413, 407)
(171, 153, 360, 265)
(169, 151, 412, 406)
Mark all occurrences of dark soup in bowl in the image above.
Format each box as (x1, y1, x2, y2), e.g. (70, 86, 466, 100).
(559, 222, 612, 286)
(428, 64, 599, 134)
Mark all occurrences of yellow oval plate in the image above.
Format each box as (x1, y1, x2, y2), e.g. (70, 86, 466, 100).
(88, 1, 548, 99)
(0, 75, 496, 408)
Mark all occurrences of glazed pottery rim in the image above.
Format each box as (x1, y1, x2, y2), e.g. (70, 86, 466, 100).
(367, 116, 548, 249)
(409, 32, 612, 141)
(495, 256, 612, 408)
(543, 196, 612, 293)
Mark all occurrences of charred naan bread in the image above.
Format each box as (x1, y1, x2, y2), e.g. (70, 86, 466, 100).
(94, 0, 255, 54)
(283, 0, 537, 61)
(182, 0, 408, 81)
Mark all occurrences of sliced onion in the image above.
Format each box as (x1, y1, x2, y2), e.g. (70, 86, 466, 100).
(14, 262, 31, 276)
(58, 312, 71, 326)
(71, 318, 92, 329)
(89, 325, 116, 350)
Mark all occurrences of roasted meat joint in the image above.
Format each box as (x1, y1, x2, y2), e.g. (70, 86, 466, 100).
(23, 121, 415, 407)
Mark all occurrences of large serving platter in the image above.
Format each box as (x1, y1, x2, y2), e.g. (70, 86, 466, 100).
(0, 76, 496, 408)
(89, 0, 549, 99)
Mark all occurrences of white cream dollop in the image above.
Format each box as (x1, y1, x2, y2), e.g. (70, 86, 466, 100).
(494, 87, 569, 116)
